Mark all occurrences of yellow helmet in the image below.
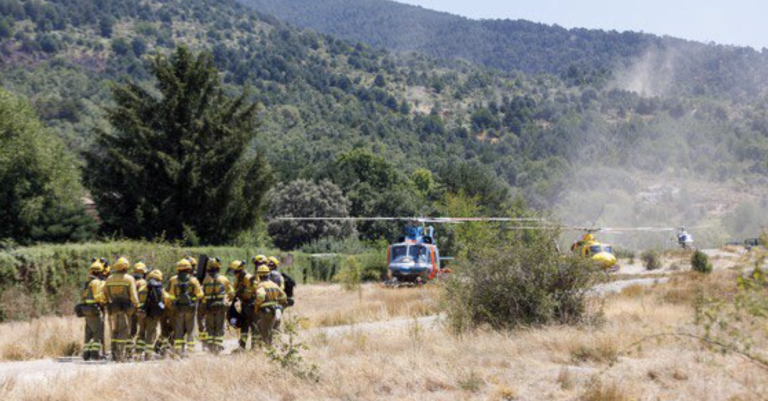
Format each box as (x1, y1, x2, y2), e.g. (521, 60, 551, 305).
(133, 262, 148, 275)
(207, 257, 222, 271)
(114, 257, 130, 272)
(148, 269, 164, 281)
(89, 261, 104, 274)
(268, 257, 280, 268)
(186, 257, 198, 267)
(177, 259, 193, 272)
(256, 265, 271, 276)
(252, 255, 268, 265)
(230, 260, 246, 272)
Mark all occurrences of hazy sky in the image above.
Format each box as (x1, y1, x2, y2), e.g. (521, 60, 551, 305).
(396, 0, 767, 49)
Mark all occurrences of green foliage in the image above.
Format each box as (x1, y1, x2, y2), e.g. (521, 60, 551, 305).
(2, 0, 768, 241)
(244, 0, 768, 99)
(444, 225, 605, 333)
(695, 270, 768, 370)
(336, 256, 362, 291)
(85, 46, 273, 244)
(0, 240, 341, 321)
(691, 250, 713, 274)
(267, 179, 354, 250)
(265, 316, 320, 382)
(641, 250, 662, 271)
(0, 88, 96, 244)
(329, 149, 420, 241)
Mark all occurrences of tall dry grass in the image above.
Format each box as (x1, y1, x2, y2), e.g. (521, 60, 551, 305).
(0, 316, 81, 361)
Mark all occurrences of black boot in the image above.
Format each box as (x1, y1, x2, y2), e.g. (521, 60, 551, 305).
(83, 350, 91, 361)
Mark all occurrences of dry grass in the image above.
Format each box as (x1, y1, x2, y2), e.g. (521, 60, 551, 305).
(291, 283, 439, 328)
(0, 273, 766, 400)
(0, 316, 81, 361)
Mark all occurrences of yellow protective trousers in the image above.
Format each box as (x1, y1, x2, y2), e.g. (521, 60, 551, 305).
(109, 308, 133, 362)
(238, 302, 257, 350)
(204, 303, 227, 353)
(173, 305, 195, 354)
(141, 315, 161, 357)
(256, 307, 278, 346)
(83, 308, 103, 360)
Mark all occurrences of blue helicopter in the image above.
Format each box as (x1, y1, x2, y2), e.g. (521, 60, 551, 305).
(276, 216, 541, 285)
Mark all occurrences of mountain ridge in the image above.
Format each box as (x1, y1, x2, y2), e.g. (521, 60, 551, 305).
(240, 0, 768, 99)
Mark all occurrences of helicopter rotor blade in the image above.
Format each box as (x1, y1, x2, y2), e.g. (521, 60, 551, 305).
(275, 217, 547, 224)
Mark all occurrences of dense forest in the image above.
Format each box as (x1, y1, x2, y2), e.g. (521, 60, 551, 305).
(243, 0, 768, 99)
(1, 0, 768, 246)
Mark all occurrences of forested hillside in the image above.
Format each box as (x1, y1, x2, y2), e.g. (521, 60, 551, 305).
(1, 0, 768, 245)
(242, 0, 768, 99)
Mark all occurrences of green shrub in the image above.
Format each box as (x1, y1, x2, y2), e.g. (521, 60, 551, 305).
(445, 229, 605, 332)
(613, 248, 635, 260)
(641, 250, 662, 271)
(336, 256, 362, 291)
(691, 250, 713, 274)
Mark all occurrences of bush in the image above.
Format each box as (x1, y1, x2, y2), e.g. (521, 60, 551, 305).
(641, 250, 662, 271)
(445, 229, 605, 332)
(691, 250, 713, 274)
(336, 256, 362, 291)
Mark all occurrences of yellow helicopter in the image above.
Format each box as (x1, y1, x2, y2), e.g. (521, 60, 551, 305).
(569, 232, 618, 271)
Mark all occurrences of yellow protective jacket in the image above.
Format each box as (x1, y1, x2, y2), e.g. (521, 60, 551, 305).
(167, 275, 204, 307)
(136, 278, 148, 308)
(254, 279, 287, 309)
(202, 274, 234, 304)
(234, 273, 256, 303)
(102, 272, 140, 308)
(82, 275, 105, 305)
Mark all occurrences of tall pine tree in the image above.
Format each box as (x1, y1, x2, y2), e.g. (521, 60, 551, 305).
(86, 46, 272, 244)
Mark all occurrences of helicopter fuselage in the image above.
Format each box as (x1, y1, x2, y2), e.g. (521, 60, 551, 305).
(387, 241, 440, 282)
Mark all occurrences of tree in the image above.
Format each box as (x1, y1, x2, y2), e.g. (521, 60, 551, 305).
(111, 37, 130, 56)
(131, 37, 146, 56)
(330, 149, 420, 241)
(266, 179, 354, 249)
(99, 17, 114, 38)
(85, 46, 272, 244)
(437, 160, 510, 213)
(0, 88, 96, 244)
(0, 18, 14, 39)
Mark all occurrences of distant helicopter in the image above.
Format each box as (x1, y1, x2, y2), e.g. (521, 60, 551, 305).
(275, 216, 541, 285)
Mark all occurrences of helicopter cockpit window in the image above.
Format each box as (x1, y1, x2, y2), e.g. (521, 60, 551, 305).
(603, 246, 614, 254)
(589, 245, 603, 255)
(409, 246, 430, 263)
(391, 246, 408, 260)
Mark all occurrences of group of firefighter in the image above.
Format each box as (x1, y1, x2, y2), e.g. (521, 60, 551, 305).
(78, 254, 294, 362)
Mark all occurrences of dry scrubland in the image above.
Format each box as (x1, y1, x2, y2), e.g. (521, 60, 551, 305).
(0, 272, 767, 400)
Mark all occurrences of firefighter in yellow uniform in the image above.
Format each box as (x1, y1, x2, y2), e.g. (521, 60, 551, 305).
(140, 269, 169, 360)
(232, 260, 257, 350)
(254, 265, 288, 346)
(130, 262, 148, 359)
(81, 260, 106, 361)
(102, 257, 139, 362)
(202, 257, 234, 354)
(99, 260, 111, 356)
(267, 257, 285, 290)
(167, 259, 203, 357)
(187, 256, 205, 349)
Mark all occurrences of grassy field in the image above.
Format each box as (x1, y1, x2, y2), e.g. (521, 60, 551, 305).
(0, 270, 766, 400)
